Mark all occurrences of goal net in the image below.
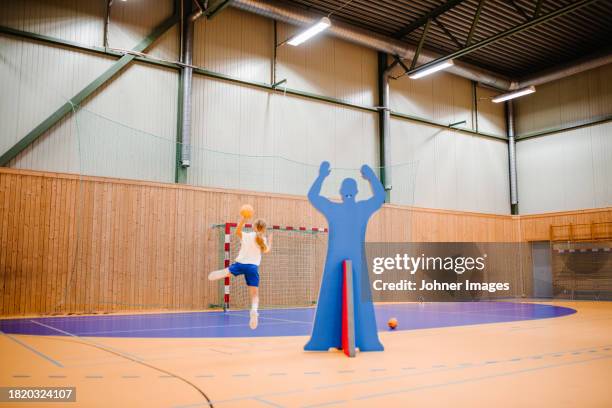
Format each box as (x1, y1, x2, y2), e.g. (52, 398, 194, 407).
(550, 222, 612, 300)
(551, 241, 612, 300)
(216, 223, 329, 310)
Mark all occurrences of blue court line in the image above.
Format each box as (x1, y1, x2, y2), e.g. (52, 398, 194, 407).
(0, 330, 63, 368)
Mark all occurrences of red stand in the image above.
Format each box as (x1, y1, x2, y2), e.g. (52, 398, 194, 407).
(341, 259, 356, 357)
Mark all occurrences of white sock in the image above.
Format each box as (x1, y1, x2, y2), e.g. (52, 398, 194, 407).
(208, 268, 229, 281)
(251, 297, 259, 313)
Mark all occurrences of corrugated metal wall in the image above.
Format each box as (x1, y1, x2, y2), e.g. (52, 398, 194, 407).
(515, 64, 612, 135)
(1, 0, 512, 213)
(0, 0, 105, 45)
(0, 34, 114, 173)
(189, 77, 378, 198)
(194, 7, 271, 82)
(0, 0, 178, 182)
(515, 64, 612, 214)
(389, 70, 509, 213)
(275, 20, 377, 106)
(189, 8, 379, 199)
(390, 120, 510, 213)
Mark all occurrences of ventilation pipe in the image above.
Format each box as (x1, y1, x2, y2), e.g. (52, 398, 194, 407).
(232, 0, 611, 91)
(507, 101, 518, 214)
(378, 53, 398, 202)
(232, 0, 511, 89)
(179, 0, 202, 169)
(517, 49, 612, 89)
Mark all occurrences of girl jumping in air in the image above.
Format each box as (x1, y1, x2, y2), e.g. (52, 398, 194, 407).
(208, 215, 272, 329)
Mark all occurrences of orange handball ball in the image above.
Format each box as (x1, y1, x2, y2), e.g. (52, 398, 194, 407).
(388, 317, 398, 330)
(240, 204, 254, 219)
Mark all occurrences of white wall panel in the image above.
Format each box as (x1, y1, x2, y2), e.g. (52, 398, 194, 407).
(476, 86, 506, 136)
(390, 70, 470, 126)
(275, 21, 377, 106)
(0, 0, 105, 46)
(107, 0, 174, 51)
(591, 123, 612, 207)
(0, 36, 114, 157)
(391, 118, 510, 213)
(193, 8, 272, 83)
(515, 64, 612, 135)
(390, 70, 505, 137)
(188, 76, 378, 198)
(84, 63, 178, 141)
(515, 64, 612, 213)
(1, 0, 178, 181)
(517, 123, 612, 214)
(148, 24, 179, 62)
(10, 62, 178, 183)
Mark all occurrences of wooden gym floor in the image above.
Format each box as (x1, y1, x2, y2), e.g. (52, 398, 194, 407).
(0, 300, 611, 407)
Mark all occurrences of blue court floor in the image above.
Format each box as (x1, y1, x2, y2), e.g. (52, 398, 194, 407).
(0, 302, 575, 338)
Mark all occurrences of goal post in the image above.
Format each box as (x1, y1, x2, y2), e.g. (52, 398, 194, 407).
(215, 222, 328, 310)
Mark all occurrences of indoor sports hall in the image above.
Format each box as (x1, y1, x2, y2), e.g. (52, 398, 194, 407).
(0, 0, 611, 407)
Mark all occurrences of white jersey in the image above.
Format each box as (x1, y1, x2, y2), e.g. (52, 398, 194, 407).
(235, 231, 266, 266)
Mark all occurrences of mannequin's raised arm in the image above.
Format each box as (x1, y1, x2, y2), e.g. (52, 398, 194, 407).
(360, 164, 385, 210)
(308, 161, 334, 213)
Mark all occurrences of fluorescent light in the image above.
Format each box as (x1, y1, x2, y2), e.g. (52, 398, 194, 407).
(287, 17, 331, 46)
(408, 59, 454, 79)
(492, 86, 536, 103)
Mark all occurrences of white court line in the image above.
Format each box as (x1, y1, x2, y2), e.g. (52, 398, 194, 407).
(72, 312, 311, 336)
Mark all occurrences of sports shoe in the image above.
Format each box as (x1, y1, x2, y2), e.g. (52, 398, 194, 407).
(249, 310, 259, 330)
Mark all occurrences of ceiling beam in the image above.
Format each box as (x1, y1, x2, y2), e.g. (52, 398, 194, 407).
(465, 0, 486, 46)
(206, 0, 234, 19)
(506, 0, 530, 21)
(533, 0, 544, 18)
(406, 0, 601, 77)
(433, 17, 463, 48)
(394, 0, 466, 39)
(411, 18, 432, 69)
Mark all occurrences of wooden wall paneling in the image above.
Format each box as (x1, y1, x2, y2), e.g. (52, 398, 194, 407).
(13, 172, 25, 315)
(138, 183, 148, 310)
(1, 173, 12, 314)
(34, 173, 46, 314)
(0, 168, 610, 315)
(0, 174, 7, 315)
(48, 176, 58, 314)
(0, 173, 11, 314)
(4, 173, 14, 314)
(30, 174, 42, 314)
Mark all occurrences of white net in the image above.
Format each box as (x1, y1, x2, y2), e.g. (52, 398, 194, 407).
(218, 225, 329, 310)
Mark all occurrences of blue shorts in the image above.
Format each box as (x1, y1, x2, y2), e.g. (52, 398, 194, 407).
(229, 262, 260, 287)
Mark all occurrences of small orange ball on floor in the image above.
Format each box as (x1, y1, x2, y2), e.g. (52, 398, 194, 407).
(388, 317, 398, 330)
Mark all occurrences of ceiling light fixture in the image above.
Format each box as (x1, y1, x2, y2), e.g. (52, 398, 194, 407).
(287, 17, 331, 46)
(408, 59, 454, 79)
(492, 86, 536, 103)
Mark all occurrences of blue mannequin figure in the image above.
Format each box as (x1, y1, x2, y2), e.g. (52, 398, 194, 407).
(304, 161, 384, 352)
